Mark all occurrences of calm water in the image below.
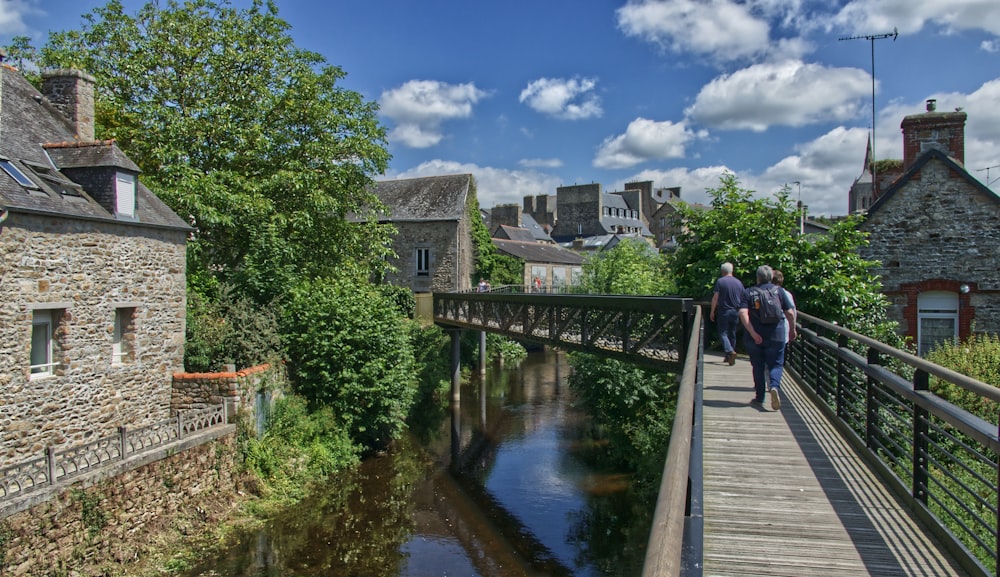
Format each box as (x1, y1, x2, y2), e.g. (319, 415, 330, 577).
(181, 350, 651, 576)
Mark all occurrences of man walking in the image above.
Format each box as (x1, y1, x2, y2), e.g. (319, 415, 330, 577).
(710, 262, 744, 366)
(739, 265, 796, 410)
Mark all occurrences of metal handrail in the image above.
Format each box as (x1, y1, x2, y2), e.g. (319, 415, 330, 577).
(787, 310, 998, 576)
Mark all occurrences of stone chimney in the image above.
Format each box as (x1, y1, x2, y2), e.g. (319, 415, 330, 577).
(490, 204, 522, 228)
(901, 98, 966, 170)
(41, 69, 96, 141)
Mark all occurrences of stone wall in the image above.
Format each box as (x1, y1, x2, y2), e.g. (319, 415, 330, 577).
(550, 183, 604, 240)
(0, 212, 187, 466)
(0, 428, 238, 576)
(859, 160, 1000, 337)
(172, 363, 284, 435)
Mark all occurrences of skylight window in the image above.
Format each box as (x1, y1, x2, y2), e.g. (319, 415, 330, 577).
(0, 159, 37, 188)
(23, 162, 84, 197)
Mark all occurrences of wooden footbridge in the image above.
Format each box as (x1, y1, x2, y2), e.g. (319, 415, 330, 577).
(434, 291, 999, 577)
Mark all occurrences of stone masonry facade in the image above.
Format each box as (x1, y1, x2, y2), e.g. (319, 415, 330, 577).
(859, 159, 1000, 338)
(0, 213, 187, 466)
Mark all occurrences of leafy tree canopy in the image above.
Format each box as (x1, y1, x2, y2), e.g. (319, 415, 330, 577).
(37, 0, 394, 303)
(578, 237, 674, 295)
(669, 172, 892, 332)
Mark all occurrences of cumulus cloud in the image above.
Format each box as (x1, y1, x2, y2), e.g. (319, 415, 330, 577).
(379, 80, 489, 148)
(615, 165, 736, 207)
(519, 158, 564, 169)
(391, 159, 563, 208)
(593, 118, 705, 169)
(519, 77, 603, 120)
(616, 0, 771, 63)
(685, 60, 871, 131)
(832, 0, 1000, 36)
(0, 0, 35, 36)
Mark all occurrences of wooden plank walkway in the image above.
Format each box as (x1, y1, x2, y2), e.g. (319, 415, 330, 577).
(701, 351, 973, 577)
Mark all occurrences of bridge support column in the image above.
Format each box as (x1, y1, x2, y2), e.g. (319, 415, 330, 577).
(449, 329, 462, 404)
(479, 331, 487, 376)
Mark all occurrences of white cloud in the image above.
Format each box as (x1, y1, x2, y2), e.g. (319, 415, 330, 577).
(0, 0, 35, 36)
(983, 40, 999, 52)
(685, 60, 871, 131)
(519, 77, 602, 120)
(391, 159, 563, 208)
(616, 0, 771, 63)
(594, 118, 705, 169)
(832, 0, 1000, 36)
(615, 166, 736, 207)
(379, 80, 489, 149)
(519, 158, 564, 169)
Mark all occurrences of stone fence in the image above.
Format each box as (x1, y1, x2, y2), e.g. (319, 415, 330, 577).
(0, 404, 228, 518)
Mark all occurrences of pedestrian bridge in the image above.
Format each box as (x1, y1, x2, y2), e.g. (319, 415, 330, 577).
(434, 291, 999, 577)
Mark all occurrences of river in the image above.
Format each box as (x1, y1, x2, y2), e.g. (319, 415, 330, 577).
(180, 349, 652, 576)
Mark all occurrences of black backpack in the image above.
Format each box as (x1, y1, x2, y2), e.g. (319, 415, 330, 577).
(750, 285, 784, 324)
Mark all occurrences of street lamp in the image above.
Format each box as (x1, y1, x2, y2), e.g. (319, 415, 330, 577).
(792, 181, 803, 235)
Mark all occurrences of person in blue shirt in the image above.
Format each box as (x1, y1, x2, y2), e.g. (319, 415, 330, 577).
(710, 262, 745, 366)
(739, 265, 797, 410)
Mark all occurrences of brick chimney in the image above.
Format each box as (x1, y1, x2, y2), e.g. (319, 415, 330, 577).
(41, 69, 96, 142)
(901, 99, 966, 170)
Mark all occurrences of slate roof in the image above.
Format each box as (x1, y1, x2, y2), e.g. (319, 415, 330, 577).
(866, 148, 1000, 215)
(493, 238, 584, 265)
(0, 65, 189, 231)
(372, 174, 471, 222)
(494, 224, 536, 242)
(519, 213, 552, 242)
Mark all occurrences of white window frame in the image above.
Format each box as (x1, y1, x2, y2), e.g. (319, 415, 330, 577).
(917, 291, 959, 356)
(30, 310, 58, 378)
(116, 171, 137, 219)
(112, 307, 136, 365)
(415, 247, 430, 277)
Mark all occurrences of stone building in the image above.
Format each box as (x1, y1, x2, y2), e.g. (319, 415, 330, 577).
(490, 203, 553, 243)
(858, 99, 1000, 354)
(546, 182, 652, 243)
(0, 66, 191, 464)
(371, 174, 476, 293)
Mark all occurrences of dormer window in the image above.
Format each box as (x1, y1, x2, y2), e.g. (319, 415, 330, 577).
(116, 172, 136, 219)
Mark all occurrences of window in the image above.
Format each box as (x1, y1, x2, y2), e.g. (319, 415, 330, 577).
(1, 159, 37, 188)
(917, 291, 958, 356)
(112, 307, 136, 364)
(116, 172, 136, 218)
(415, 248, 430, 277)
(23, 161, 83, 197)
(30, 309, 63, 378)
(553, 267, 567, 288)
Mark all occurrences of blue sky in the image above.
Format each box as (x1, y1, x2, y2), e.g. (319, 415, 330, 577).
(2, 0, 999, 216)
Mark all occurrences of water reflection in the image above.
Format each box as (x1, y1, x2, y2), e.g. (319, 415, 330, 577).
(181, 349, 649, 576)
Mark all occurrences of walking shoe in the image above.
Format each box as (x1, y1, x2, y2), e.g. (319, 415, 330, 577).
(727, 352, 736, 366)
(770, 388, 781, 411)
(750, 397, 764, 406)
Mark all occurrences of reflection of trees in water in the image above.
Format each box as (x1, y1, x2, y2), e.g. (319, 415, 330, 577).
(183, 436, 430, 577)
(567, 477, 654, 577)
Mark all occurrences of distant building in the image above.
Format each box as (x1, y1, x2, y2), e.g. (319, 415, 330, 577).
(0, 67, 191, 464)
(547, 183, 652, 243)
(492, 232, 584, 291)
(370, 174, 476, 293)
(490, 203, 553, 243)
(858, 99, 1000, 354)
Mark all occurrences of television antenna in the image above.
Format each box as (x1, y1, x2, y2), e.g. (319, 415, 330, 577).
(976, 164, 1000, 188)
(839, 28, 898, 196)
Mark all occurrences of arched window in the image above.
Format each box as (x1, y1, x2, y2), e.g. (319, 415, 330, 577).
(917, 291, 958, 356)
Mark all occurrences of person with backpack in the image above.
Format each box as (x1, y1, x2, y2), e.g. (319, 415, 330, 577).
(710, 262, 745, 366)
(739, 265, 796, 410)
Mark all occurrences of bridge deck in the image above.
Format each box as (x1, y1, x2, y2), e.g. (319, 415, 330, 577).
(701, 351, 972, 577)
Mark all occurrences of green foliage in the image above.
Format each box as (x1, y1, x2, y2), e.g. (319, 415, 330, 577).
(241, 395, 359, 503)
(579, 237, 674, 295)
(469, 178, 522, 287)
(1, 36, 40, 81)
(379, 284, 417, 318)
(39, 0, 395, 304)
(184, 284, 282, 372)
(403, 322, 452, 442)
(670, 172, 894, 334)
(71, 489, 107, 539)
(487, 334, 528, 365)
(281, 276, 417, 451)
(926, 332, 1000, 423)
(568, 355, 676, 482)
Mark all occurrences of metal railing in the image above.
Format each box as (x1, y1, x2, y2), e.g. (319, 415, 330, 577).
(433, 291, 693, 372)
(0, 404, 228, 503)
(787, 311, 999, 576)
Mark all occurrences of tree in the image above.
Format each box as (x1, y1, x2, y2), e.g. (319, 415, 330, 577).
(39, 0, 394, 303)
(669, 172, 891, 332)
(281, 276, 417, 452)
(578, 237, 674, 295)
(468, 178, 522, 287)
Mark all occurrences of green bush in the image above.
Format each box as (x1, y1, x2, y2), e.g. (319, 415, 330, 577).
(281, 276, 417, 451)
(184, 284, 282, 372)
(926, 332, 1000, 424)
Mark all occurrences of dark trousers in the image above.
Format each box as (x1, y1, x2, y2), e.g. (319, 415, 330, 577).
(717, 309, 740, 354)
(744, 335, 786, 401)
